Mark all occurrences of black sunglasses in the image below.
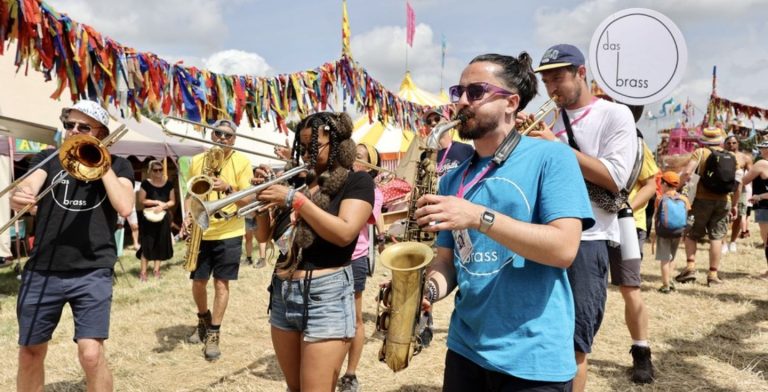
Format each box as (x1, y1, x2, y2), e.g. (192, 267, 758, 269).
(448, 82, 515, 103)
(213, 130, 235, 139)
(62, 121, 97, 133)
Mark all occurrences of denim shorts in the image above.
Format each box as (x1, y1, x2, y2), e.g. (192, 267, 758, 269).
(350, 256, 369, 292)
(17, 268, 113, 346)
(245, 217, 257, 231)
(269, 266, 355, 342)
(567, 240, 608, 354)
(755, 208, 768, 223)
(190, 237, 242, 281)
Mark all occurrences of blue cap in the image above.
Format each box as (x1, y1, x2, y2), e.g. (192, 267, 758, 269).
(534, 44, 585, 73)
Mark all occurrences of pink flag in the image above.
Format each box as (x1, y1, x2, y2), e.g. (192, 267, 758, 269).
(406, 2, 415, 47)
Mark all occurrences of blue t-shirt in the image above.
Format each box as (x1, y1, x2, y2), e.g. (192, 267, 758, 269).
(435, 136, 594, 382)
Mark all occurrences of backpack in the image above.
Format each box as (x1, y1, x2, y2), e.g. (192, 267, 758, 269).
(656, 194, 687, 238)
(699, 148, 737, 194)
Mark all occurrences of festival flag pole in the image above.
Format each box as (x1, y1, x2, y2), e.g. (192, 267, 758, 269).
(341, 0, 351, 57)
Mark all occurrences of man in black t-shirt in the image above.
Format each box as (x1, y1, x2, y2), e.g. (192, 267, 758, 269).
(10, 100, 135, 392)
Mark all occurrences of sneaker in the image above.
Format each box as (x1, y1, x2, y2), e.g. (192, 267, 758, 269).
(254, 258, 266, 269)
(707, 275, 724, 286)
(188, 310, 212, 344)
(674, 269, 696, 284)
(658, 285, 672, 294)
(729, 242, 737, 253)
(338, 374, 360, 392)
(203, 329, 221, 361)
(721, 243, 729, 255)
(629, 345, 654, 384)
(241, 257, 253, 265)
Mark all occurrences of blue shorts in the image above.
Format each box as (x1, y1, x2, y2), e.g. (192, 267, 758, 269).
(755, 208, 768, 223)
(269, 266, 355, 342)
(245, 217, 257, 231)
(190, 237, 242, 281)
(567, 240, 609, 354)
(350, 256, 369, 292)
(17, 268, 113, 346)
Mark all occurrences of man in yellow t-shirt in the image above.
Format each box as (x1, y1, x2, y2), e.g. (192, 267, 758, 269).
(184, 119, 254, 361)
(678, 127, 738, 286)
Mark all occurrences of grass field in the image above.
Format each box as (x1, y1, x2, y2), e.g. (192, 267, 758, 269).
(0, 226, 767, 391)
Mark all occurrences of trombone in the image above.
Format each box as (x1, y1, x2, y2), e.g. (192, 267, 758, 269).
(189, 164, 308, 230)
(0, 125, 129, 235)
(161, 116, 289, 161)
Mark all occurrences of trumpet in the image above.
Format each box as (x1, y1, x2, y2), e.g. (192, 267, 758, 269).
(519, 97, 558, 136)
(0, 125, 129, 235)
(236, 184, 307, 218)
(161, 115, 289, 161)
(189, 164, 308, 230)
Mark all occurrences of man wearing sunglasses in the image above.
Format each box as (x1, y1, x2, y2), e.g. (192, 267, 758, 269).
(184, 118, 254, 361)
(420, 110, 474, 177)
(414, 53, 594, 391)
(11, 100, 135, 391)
(531, 44, 641, 391)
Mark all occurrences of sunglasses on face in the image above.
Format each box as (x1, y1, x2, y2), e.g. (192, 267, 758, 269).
(62, 121, 98, 133)
(213, 130, 235, 139)
(448, 82, 515, 103)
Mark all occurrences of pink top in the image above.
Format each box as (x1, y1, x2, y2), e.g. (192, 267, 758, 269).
(352, 187, 383, 260)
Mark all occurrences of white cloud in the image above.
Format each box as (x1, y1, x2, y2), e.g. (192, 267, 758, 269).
(351, 23, 463, 95)
(48, 0, 247, 51)
(203, 50, 273, 77)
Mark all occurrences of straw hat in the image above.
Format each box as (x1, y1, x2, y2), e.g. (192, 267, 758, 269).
(699, 127, 725, 145)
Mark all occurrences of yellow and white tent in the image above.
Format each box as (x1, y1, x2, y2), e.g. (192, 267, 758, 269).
(352, 72, 447, 163)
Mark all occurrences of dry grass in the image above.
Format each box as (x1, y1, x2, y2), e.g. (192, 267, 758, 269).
(1, 222, 768, 391)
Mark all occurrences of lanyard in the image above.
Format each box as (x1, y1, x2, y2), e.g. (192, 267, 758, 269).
(554, 97, 598, 136)
(437, 142, 453, 172)
(456, 159, 495, 198)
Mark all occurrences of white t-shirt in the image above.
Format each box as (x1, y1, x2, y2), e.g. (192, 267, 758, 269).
(554, 98, 638, 242)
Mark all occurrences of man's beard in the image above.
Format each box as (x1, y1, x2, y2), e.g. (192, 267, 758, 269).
(457, 110, 498, 140)
(555, 83, 582, 109)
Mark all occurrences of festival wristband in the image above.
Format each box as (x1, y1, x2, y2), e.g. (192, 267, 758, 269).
(292, 192, 308, 212)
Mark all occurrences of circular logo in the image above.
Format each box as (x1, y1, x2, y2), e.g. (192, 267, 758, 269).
(589, 8, 687, 105)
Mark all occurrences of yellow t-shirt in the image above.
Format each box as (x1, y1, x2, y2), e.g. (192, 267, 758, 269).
(630, 143, 660, 231)
(188, 151, 254, 240)
(690, 147, 734, 202)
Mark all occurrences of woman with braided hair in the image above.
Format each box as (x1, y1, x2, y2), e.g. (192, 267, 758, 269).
(255, 112, 375, 392)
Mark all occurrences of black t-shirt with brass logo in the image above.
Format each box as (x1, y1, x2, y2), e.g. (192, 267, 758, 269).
(25, 149, 134, 271)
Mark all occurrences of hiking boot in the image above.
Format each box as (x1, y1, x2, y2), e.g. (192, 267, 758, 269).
(707, 275, 724, 286)
(188, 310, 211, 344)
(254, 258, 266, 269)
(203, 329, 221, 361)
(338, 374, 360, 392)
(674, 269, 696, 284)
(629, 345, 654, 384)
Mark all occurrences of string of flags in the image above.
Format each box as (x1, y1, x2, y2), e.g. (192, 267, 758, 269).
(0, 0, 443, 133)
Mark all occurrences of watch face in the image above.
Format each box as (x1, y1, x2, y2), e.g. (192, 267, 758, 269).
(482, 211, 495, 223)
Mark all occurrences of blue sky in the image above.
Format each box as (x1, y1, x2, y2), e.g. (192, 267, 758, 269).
(47, 0, 768, 145)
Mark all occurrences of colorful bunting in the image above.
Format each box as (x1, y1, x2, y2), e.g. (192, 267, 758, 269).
(0, 0, 442, 133)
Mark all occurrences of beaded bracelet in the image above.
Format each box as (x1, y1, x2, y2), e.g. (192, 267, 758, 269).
(285, 188, 297, 208)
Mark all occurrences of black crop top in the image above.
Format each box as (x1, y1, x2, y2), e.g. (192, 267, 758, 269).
(274, 170, 375, 270)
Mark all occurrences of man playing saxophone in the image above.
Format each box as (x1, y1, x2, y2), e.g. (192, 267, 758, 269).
(413, 53, 594, 391)
(184, 119, 253, 361)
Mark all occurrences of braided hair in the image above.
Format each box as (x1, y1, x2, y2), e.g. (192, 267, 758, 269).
(289, 112, 356, 249)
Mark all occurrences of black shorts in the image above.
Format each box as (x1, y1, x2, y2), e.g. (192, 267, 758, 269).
(17, 268, 113, 346)
(567, 240, 608, 354)
(443, 350, 573, 392)
(190, 237, 242, 281)
(607, 231, 643, 288)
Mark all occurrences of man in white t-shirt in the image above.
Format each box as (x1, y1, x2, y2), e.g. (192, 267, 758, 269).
(530, 44, 640, 392)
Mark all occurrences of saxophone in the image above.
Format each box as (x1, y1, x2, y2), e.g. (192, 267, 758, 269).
(183, 146, 225, 272)
(376, 118, 461, 372)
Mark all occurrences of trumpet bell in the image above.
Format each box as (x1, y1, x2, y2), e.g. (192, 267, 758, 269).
(59, 134, 113, 182)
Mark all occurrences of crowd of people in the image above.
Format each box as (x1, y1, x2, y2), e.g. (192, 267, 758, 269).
(5, 43, 765, 392)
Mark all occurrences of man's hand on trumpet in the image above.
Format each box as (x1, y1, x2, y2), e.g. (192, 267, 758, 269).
(516, 111, 556, 141)
(251, 164, 274, 186)
(256, 184, 292, 210)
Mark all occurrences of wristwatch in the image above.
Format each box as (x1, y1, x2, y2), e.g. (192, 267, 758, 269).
(478, 209, 496, 234)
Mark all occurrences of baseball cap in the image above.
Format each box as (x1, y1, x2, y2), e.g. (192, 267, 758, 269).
(62, 100, 110, 128)
(756, 141, 768, 149)
(534, 44, 586, 73)
(661, 171, 680, 187)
